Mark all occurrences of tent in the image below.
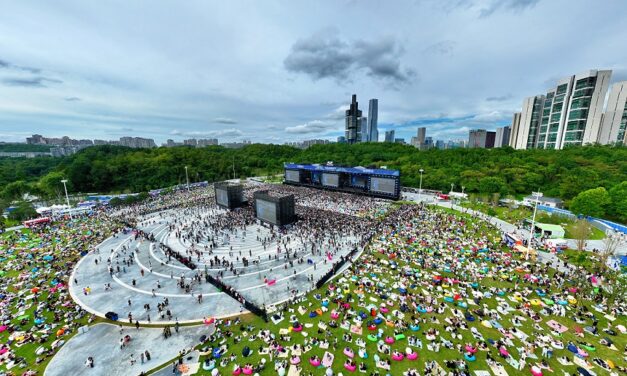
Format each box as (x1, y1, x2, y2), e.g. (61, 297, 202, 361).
(533, 223, 565, 239)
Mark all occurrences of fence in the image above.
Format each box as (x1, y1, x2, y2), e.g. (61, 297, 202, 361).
(537, 205, 627, 235)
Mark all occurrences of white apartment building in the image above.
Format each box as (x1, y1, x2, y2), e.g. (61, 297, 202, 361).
(598, 81, 627, 145)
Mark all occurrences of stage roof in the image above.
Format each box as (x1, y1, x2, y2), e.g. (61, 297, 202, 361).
(284, 163, 400, 177)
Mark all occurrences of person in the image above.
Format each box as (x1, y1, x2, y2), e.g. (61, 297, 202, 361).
(135, 320, 140, 330)
(85, 356, 94, 368)
(145, 350, 151, 361)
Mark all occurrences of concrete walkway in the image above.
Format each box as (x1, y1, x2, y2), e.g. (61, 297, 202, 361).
(45, 323, 214, 376)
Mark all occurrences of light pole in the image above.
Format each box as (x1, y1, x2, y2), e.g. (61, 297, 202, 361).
(450, 183, 454, 194)
(184, 166, 190, 192)
(60, 179, 72, 219)
(527, 191, 543, 260)
(418, 169, 424, 202)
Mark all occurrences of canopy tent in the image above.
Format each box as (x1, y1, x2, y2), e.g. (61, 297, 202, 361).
(533, 223, 565, 239)
(514, 245, 537, 260)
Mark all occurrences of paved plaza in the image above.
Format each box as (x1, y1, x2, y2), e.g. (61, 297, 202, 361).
(70, 206, 359, 323)
(44, 323, 213, 376)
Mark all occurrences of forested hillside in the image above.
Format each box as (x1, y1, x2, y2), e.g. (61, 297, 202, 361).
(1, 143, 625, 221)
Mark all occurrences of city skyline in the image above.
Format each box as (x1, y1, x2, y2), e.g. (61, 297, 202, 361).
(1, 1, 627, 144)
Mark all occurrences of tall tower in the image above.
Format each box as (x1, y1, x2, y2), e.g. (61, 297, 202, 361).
(345, 94, 362, 144)
(367, 99, 379, 142)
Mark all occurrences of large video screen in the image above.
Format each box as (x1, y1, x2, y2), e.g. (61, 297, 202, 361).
(255, 199, 277, 224)
(321, 173, 339, 187)
(370, 177, 397, 194)
(285, 170, 300, 183)
(216, 188, 229, 206)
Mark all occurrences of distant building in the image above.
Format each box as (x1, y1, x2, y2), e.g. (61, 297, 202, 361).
(183, 139, 198, 146)
(0, 151, 51, 158)
(424, 136, 434, 149)
(384, 130, 395, 142)
(360, 117, 369, 142)
(598, 81, 627, 145)
(394, 138, 405, 144)
(367, 99, 379, 142)
(417, 127, 426, 146)
(119, 137, 157, 148)
(197, 138, 218, 147)
(522, 195, 563, 209)
(509, 112, 521, 147)
(337, 136, 346, 143)
(26, 134, 45, 144)
(345, 94, 363, 144)
(468, 129, 496, 148)
(495, 126, 511, 148)
(221, 140, 252, 148)
(435, 140, 445, 149)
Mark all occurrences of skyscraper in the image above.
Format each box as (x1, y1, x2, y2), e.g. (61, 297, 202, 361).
(598, 81, 627, 145)
(367, 99, 379, 142)
(361, 117, 369, 142)
(384, 130, 395, 142)
(417, 127, 426, 147)
(344, 94, 362, 144)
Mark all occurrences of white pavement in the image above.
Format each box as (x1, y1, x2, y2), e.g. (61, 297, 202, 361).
(45, 323, 213, 376)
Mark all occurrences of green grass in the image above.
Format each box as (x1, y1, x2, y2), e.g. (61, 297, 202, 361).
(461, 201, 531, 224)
(164, 208, 626, 376)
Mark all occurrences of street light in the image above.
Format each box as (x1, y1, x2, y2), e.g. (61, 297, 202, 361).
(527, 191, 543, 260)
(450, 183, 455, 193)
(60, 179, 72, 219)
(184, 166, 190, 192)
(418, 169, 424, 202)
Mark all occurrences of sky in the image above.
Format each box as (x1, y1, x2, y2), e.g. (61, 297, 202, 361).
(1, 0, 626, 144)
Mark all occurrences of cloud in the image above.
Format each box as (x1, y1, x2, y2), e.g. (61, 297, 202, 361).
(64, 97, 81, 102)
(213, 117, 237, 124)
(0, 58, 41, 73)
(0, 59, 8, 68)
(423, 40, 456, 56)
(2, 77, 63, 88)
(486, 94, 513, 101)
(284, 32, 415, 85)
(479, 0, 540, 18)
(285, 120, 336, 134)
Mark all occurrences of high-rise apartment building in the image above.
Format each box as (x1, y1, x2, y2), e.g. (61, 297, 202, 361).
(514, 95, 545, 149)
(598, 81, 627, 145)
(509, 112, 521, 147)
(367, 99, 379, 142)
(495, 126, 511, 148)
(384, 130, 395, 142)
(515, 69, 612, 150)
(345, 94, 363, 144)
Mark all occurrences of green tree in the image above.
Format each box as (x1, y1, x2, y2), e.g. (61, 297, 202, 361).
(8, 201, 37, 221)
(38, 171, 68, 200)
(608, 181, 627, 223)
(1, 180, 31, 201)
(569, 187, 611, 218)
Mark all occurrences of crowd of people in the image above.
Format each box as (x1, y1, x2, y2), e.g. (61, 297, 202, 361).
(1, 182, 625, 376)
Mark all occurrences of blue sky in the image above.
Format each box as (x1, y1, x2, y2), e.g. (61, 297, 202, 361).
(0, 0, 626, 144)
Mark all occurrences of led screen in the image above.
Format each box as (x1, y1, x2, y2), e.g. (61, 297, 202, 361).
(216, 188, 229, 206)
(255, 199, 277, 224)
(321, 173, 339, 187)
(285, 170, 300, 182)
(370, 177, 396, 194)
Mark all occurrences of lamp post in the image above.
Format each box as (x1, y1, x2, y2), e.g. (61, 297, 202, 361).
(185, 166, 190, 192)
(527, 191, 543, 260)
(60, 179, 72, 219)
(418, 169, 424, 202)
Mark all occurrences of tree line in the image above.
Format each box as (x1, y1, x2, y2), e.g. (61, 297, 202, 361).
(0, 143, 625, 223)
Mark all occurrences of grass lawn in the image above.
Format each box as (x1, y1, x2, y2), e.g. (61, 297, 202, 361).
(461, 201, 531, 224)
(142, 206, 626, 376)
